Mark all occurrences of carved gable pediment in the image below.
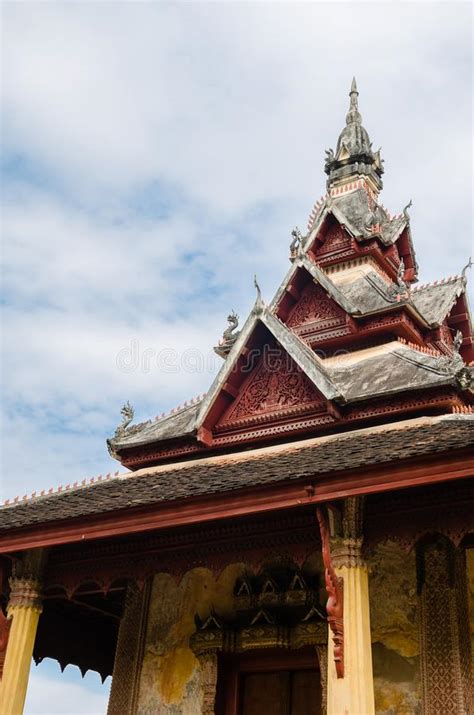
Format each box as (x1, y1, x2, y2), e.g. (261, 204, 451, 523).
(316, 224, 352, 256)
(218, 348, 325, 429)
(286, 282, 346, 332)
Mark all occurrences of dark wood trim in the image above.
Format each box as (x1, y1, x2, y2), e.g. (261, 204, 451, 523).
(0, 450, 472, 554)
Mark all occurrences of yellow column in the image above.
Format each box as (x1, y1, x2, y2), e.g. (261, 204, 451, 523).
(0, 577, 43, 715)
(326, 545, 375, 715)
(319, 497, 375, 715)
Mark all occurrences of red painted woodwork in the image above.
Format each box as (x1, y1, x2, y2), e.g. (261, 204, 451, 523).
(0, 608, 11, 678)
(317, 507, 344, 678)
(314, 225, 352, 256)
(286, 282, 346, 332)
(219, 353, 324, 427)
(118, 383, 470, 468)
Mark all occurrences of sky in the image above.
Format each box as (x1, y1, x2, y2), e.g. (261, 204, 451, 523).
(1, 1, 472, 712)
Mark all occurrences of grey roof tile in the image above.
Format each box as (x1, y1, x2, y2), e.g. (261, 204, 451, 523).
(411, 278, 466, 326)
(2, 418, 473, 532)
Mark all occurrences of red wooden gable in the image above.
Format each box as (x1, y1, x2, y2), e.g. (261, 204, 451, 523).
(314, 224, 352, 256)
(219, 350, 324, 428)
(204, 331, 338, 445)
(286, 282, 346, 332)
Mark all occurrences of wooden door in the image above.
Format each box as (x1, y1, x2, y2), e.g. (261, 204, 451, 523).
(239, 670, 321, 715)
(240, 672, 290, 715)
(216, 649, 322, 715)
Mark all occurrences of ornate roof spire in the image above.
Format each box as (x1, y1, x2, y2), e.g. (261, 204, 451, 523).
(324, 78, 383, 192)
(346, 77, 362, 125)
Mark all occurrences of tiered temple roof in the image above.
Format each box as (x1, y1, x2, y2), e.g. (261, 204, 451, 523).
(2, 77, 473, 504)
(104, 79, 473, 470)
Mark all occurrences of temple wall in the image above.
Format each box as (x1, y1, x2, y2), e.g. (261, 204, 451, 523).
(136, 564, 245, 715)
(367, 541, 421, 715)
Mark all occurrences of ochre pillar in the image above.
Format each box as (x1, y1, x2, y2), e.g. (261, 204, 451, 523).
(0, 577, 43, 715)
(320, 498, 375, 715)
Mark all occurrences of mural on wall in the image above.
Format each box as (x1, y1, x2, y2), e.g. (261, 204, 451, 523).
(137, 565, 246, 715)
(367, 541, 421, 715)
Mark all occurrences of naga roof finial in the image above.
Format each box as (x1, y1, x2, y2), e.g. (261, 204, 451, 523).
(461, 256, 472, 280)
(253, 274, 265, 315)
(213, 311, 240, 359)
(403, 199, 413, 222)
(254, 274, 262, 302)
(290, 227, 303, 260)
(115, 401, 134, 437)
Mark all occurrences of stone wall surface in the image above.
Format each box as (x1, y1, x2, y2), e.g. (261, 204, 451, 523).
(136, 564, 245, 715)
(367, 541, 421, 714)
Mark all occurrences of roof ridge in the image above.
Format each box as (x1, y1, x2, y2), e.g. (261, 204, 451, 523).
(307, 193, 329, 231)
(412, 275, 463, 292)
(396, 337, 442, 358)
(2, 470, 123, 508)
(152, 394, 205, 424)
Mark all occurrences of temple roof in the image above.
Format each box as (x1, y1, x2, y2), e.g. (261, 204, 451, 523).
(101, 82, 472, 465)
(107, 339, 473, 451)
(110, 400, 201, 449)
(411, 276, 468, 326)
(306, 187, 414, 253)
(274, 255, 467, 328)
(325, 342, 472, 402)
(2, 415, 473, 531)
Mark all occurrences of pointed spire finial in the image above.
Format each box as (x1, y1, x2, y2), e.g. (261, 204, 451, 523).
(346, 76, 361, 125)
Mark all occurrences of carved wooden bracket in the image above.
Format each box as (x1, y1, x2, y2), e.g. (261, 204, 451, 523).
(0, 608, 11, 678)
(316, 506, 344, 678)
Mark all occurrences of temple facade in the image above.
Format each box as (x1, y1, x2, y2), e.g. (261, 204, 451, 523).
(0, 80, 473, 715)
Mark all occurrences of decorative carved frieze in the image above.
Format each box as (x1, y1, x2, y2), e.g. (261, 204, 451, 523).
(190, 566, 327, 657)
(286, 283, 346, 330)
(107, 581, 151, 715)
(315, 226, 352, 256)
(221, 354, 324, 426)
(44, 511, 321, 596)
(417, 535, 473, 714)
(331, 538, 364, 569)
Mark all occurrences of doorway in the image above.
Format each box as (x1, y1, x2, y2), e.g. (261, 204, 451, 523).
(216, 649, 322, 715)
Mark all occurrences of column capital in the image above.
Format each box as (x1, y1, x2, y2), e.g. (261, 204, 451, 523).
(8, 577, 43, 614)
(332, 537, 364, 569)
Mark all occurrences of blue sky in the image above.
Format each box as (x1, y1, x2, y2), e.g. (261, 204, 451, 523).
(1, 1, 472, 712)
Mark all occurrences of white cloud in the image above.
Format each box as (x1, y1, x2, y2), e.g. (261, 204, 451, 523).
(3, 2, 471, 217)
(25, 662, 110, 715)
